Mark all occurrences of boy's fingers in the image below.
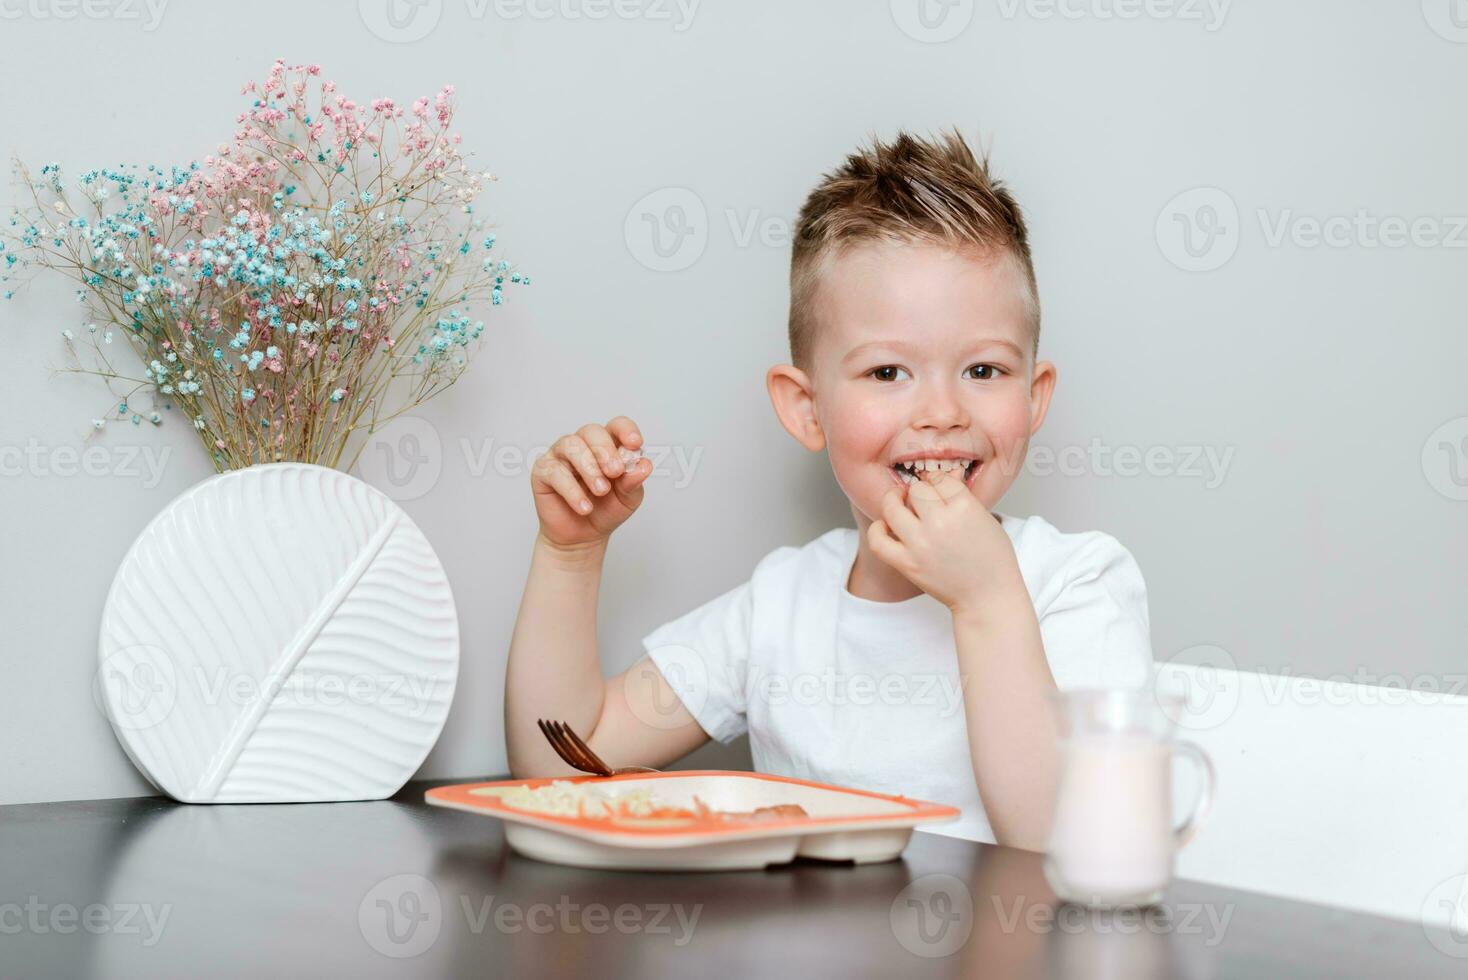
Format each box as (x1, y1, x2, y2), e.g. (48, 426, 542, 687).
(614, 456, 653, 494)
(906, 472, 946, 517)
(555, 434, 611, 496)
(932, 468, 973, 501)
(534, 457, 594, 515)
(578, 423, 624, 478)
(881, 487, 920, 541)
(908, 468, 964, 515)
(867, 518, 903, 566)
(606, 416, 643, 451)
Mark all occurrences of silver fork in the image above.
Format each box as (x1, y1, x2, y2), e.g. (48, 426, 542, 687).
(536, 719, 660, 777)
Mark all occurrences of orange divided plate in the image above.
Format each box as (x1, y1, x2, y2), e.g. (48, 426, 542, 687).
(425, 770, 960, 871)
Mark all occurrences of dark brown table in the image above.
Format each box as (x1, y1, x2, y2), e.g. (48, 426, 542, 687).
(2, 778, 1461, 978)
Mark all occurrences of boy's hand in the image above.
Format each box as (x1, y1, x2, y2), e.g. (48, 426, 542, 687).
(868, 468, 1026, 618)
(531, 416, 653, 553)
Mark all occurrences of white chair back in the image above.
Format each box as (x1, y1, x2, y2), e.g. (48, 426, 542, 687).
(1155, 661, 1468, 930)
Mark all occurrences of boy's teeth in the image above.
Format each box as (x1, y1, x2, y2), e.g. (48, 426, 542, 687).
(893, 458, 975, 483)
(898, 459, 968, 471)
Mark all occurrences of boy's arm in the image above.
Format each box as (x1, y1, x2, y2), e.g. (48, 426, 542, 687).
(951, 594, 1059, 852)
(505, 416, 708, 778)
(866, 468, 1061, 851)
(504, 534, 709, 778)
(503, 534, 608, 777)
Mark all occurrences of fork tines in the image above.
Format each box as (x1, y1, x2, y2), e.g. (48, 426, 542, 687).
(537, 718, 610, 776)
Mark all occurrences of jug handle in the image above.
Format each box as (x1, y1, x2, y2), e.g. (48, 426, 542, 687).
(1173, 740, 1216, 849)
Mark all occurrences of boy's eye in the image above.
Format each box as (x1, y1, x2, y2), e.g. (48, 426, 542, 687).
(867, 364, 1004, 382)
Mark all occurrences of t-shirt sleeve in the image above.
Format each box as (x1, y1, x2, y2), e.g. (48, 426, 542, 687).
(1038, 533, 1155, 690)
(641, 578, 756, 745)
(640, 544, 800, 745)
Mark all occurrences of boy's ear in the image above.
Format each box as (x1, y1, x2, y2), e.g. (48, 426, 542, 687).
(766, 364, 826, 452)
(1029, 360, 1057, 436)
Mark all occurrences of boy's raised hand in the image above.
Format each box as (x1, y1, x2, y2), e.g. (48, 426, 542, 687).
(530, 416, 654, 552)
(869, 468, 1024, 617)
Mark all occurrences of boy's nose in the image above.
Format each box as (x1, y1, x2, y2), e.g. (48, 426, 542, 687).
(913, 385, 968, 430)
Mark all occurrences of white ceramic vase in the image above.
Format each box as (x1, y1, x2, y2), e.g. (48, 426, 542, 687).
(95, 462, 459, 803)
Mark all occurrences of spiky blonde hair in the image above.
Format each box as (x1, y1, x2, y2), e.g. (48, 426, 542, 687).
(788, 129, 1039, 370)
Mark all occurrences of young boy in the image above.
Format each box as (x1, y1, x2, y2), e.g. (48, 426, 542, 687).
(504, 130, 1152, 851)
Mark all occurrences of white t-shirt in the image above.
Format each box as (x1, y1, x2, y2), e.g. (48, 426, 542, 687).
(642, 514, 1154, 843)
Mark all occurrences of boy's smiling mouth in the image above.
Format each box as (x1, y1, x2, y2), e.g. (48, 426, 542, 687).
(889, 452, 981, 489)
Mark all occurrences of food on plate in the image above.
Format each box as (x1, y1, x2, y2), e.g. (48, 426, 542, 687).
(488, 781, 808, 824)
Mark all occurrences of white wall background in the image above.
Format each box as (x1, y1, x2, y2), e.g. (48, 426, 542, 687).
(2, 0, 1466, 805)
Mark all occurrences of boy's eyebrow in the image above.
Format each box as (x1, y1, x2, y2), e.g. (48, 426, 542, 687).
(841, 338, 1026, 363)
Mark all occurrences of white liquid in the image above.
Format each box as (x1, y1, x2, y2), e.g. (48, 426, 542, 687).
(1046, 733, 1174, 905)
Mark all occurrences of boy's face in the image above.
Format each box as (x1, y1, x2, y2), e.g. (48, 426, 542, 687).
(770, 240, 1056, 524)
